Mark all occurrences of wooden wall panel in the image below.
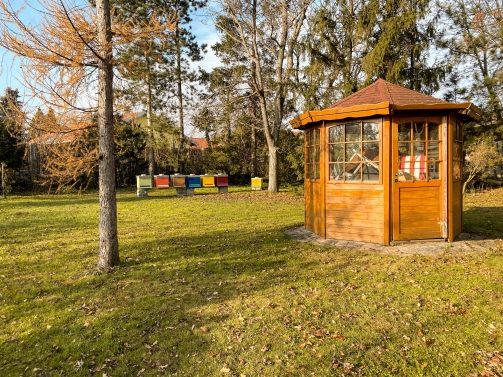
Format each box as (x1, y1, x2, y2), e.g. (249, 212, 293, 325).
(305, 180, 325, 236)
(325, 185, 385, 244)
(452, 180, 463, 237)
(397, 186, 442, 239)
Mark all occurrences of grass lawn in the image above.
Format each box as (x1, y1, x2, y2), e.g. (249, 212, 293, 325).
(1, 187, 502, 377)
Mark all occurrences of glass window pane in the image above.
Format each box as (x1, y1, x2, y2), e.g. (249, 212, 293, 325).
(330, 163, 344, 180)
(413, 122, 426, 140)
(398, 123, 411, 141)
(428, 122, 439, 140)
(309, 146, 314, 164)
(346, 143, 360, 161)
(399, 155, 427, 180)
(330, 144, 343, 162)
(315, 164, 320, 179)
(428, 161, 440, 180)
(363, 142, 379, 161)
(363, 122, 379, 141)
(454, 142, 462, 160)
(398, 142, 411, 159)
(362, 162, 379, 181)
(315, 129, 320, 145)
(345, 162, 361, 180)
(428, 142, 440, 160)
(306, 130, 311, 145)
(456, 123, 463, 141)
(329, 125, 343, 143)
(346, 123, 360, 141)
(413, 141, 426, 156)
(454, 161, 462, 180)
(315, 146, 320, 163)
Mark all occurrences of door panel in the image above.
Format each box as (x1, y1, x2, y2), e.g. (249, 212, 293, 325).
(392, 118, 444, 240)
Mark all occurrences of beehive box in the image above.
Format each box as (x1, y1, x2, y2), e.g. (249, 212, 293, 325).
(186, 175, 202, 188)
(137, 175, 153, 189)
(154, 175, 170, 188)
(202, 175, 215, 187)
(171, 174, 186, 188)
(215, 174, 229, 187)
(251, 177, 263, 190)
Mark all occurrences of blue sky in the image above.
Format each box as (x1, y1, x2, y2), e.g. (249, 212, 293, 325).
(0, 4, 220, 107)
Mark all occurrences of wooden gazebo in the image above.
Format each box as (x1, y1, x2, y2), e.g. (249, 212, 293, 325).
(290, 79, 481, 245)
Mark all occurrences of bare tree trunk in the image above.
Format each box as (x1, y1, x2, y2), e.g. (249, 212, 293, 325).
(145, 55, 155, 176)
(96, 0, 119, 270)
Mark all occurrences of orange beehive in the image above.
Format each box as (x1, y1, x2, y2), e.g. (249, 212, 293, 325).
(154, 175, 170, 188)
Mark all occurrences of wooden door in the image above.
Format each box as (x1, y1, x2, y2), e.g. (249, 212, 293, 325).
(391, 117, 445, 241)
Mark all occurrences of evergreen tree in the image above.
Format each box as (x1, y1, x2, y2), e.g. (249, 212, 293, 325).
(112, 0, 207, 173)
(361, 0, 444, 93)
(438, 0, 503, 136)
(0, 88, 26, 196)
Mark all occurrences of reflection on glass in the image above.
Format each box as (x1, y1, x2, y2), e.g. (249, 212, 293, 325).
(362, 162, 379, 181)
(428, 142, 440, 160)
(307, 129, 312, 145)
(363, 142, 379, 160)
(346, 143, 360, 160)
(329, 125, 343, 143)
(314, 164, 320, 179)
(363, 122, 379, 141)
(428, 123, 439, 140)
(346, 123, 360, 141)
(454, 161, 462, 180)
(309, 146, 314, 164)
(330, 163, 344, 180)
(315, 146, 320, 163)
(413, 122, 426, 140)
(398, 142, 411, 157)
(314, 129, 320, 145)
(413, 141, 426, 156)
(330, 144, 343, 162)
(428, 161, 440, 180)
(453, 142, 460, 160)
(456, 123, 463, 141)
(345, 162, 361, 180)
(398, 123, 411, 140)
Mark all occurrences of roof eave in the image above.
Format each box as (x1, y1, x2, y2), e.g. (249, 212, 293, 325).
(394, 102, 482, 121)
(290, 102, 391, 130)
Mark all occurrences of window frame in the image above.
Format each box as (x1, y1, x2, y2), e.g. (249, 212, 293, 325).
(305, 128, 320, 180)
(396, 119, 442, 182)
(452, 120, 463, 182)
(327, 118, 382, 184)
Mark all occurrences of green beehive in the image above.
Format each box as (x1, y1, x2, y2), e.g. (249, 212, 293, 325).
(137, 175, 153, 189)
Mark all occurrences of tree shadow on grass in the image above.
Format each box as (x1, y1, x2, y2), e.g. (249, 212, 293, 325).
(2, 223, 350, 376)
(463, 206, 503, 239)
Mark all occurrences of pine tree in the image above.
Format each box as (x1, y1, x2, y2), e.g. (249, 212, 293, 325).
(438, 0, 503, 135)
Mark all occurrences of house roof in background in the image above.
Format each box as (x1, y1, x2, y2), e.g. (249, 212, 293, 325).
(190, 137, 209, 149)
(122, 111, 146, 122)
(28, 123, 90, 145)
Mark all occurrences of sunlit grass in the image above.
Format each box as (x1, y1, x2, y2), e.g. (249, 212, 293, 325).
(0, 187, 502, 376)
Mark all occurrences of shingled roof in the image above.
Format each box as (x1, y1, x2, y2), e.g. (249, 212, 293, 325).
(289, 79, 481, 129)
(329, 78, 448, 108)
